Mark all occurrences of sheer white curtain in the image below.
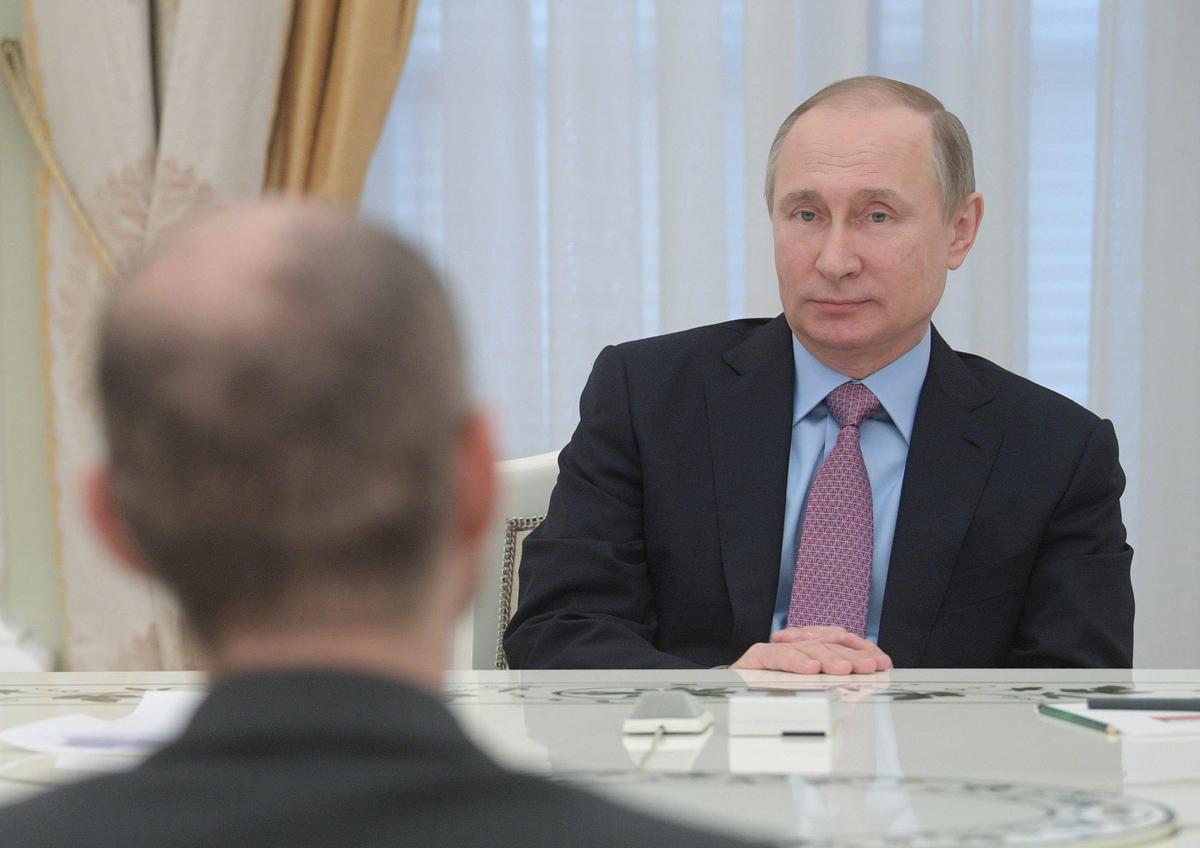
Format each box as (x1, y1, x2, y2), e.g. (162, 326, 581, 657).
(1093, 0, 1200, 668)
(362, 0, 1200, 667)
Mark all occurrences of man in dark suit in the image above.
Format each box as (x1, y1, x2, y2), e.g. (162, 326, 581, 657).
(505, 76, 1134, 673)
(0, 203, 768, 848)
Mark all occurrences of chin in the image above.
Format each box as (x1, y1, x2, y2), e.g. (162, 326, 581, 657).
(800, 320, 879, 354)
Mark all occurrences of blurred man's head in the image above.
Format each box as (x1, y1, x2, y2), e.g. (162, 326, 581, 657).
(89, 201, 494, 678)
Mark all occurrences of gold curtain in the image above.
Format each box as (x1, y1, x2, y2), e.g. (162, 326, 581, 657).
(265, 0, 418, 204)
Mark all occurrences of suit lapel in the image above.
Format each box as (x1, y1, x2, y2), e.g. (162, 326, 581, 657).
(878, 328, 1003, 666)
(705, 316, 795, 651)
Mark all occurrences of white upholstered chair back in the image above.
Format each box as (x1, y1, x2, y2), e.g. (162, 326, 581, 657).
(450, 450, 560, 669)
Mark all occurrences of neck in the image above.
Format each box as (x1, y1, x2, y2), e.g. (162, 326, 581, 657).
(205, 621, 449, 694)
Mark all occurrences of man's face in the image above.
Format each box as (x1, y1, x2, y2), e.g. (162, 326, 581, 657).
(771, 103, 969, 376)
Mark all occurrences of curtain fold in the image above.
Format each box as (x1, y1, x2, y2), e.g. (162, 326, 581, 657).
(27, 0, 290, 670)
(1116, 0, 1200, 667)
(656, 1, 726, 335)
(264, 0, 418, 204)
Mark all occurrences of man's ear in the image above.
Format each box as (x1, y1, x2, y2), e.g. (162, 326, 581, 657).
(440, 409, 496, 616)
(454, 409, 497, 552)
(947, 192, 984, 270)
(84, 468, 149, 576)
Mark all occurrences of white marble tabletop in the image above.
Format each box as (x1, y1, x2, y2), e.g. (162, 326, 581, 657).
(0, 668, 1197, 847)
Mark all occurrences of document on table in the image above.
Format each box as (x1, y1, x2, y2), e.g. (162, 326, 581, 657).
(1039, 701, 1200, 737)
(0, 690, 204, 757)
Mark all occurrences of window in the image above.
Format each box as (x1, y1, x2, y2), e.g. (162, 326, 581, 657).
(363, 0, 1102, 454)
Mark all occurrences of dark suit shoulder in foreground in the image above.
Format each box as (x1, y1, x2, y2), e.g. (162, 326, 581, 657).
(0, 671, 770, 848)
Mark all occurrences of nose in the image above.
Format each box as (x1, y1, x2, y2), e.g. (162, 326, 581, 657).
(814, 224, 862, 282)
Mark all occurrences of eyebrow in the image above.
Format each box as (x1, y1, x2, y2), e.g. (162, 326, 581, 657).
(854, 188, 902, 204)
(777, 188, 903, 208)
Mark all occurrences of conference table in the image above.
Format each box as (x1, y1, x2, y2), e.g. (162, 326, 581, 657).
(0, 668, 1197, 846)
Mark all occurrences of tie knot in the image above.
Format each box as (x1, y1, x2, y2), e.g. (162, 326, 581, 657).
(825, 382, 881, 428)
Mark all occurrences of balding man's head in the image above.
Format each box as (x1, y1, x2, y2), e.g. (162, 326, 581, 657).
(117, 201, 313, 342)
(97, 201, 472, 647)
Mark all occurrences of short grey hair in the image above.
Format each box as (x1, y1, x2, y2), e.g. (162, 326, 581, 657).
(97, 210, 468, 645)
(764, 76, 974, 221)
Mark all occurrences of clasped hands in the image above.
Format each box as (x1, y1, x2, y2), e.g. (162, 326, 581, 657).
(731, 625, 893, 674)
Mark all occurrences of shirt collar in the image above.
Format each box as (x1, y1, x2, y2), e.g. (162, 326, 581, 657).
(791, 327, 931, 445)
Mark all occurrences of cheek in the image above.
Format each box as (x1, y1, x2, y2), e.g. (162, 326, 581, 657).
(874, 236, 920, 267)
(869, 238, 936, 289)
(773, 236, 799, 284)
(774, 230, 817, 273)
(886, 241, 947, 312)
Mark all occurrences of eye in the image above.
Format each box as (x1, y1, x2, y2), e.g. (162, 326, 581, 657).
(797, 210, 817, 222)
(867, 211, 890, 223)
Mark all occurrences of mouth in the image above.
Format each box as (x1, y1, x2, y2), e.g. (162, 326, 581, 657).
(810, 299, 869, 314)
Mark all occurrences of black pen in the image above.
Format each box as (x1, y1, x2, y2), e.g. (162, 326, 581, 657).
(1086, 697, 1200, 712)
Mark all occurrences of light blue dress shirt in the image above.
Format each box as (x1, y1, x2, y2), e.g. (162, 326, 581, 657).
(771, 329, 932, 642)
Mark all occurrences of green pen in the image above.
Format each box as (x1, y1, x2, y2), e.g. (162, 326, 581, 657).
(1037, 703, 1119, 737)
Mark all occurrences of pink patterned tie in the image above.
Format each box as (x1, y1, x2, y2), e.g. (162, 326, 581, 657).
(787, 381, 882, 636)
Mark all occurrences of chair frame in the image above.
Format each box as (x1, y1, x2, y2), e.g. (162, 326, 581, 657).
(494, 514, 545, 670)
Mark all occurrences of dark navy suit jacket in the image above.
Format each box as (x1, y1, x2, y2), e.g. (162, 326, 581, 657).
(505, 317, 1134, 669)
(0, 670, 769, 848)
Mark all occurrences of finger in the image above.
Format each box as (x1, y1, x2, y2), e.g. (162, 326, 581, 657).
(837, 642, 894, 674)
(841, 645, 884, 675)
(834, 642, 894, 673)
(811, 641, 891, 674)
(736, 639, 892, 675)
(773, 626, 883, 655)
(771, 645, 827, 675)
(799, 625, 852, 639)
(770, 627, 808, 643)
(783, 641, 890, 675)
(731, 642, 822, 674)
(772, 625, 850, 643)
(807, 630, 892, 665)
(789, 641, 856, 675)
(818, 632, 873, 650)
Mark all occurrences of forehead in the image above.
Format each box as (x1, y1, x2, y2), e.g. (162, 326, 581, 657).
(775, 103, 937, 198)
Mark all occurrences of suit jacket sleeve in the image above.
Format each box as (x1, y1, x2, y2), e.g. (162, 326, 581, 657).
(1007, 416, 1134, 667)
(503, 345, 702, 669)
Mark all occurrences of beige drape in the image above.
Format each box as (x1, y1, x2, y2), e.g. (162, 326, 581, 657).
(22, 0, 291, 669)
(265, 0, 418, 204)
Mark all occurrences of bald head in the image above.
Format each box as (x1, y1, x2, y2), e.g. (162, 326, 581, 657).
(98, 201, 470, 647)
(119, 202, 342, 343)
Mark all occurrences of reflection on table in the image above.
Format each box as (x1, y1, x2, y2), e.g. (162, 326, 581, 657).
(0, 668, 1196, 846)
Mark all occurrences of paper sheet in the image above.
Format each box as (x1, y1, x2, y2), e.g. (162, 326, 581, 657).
(0, 690, 205, 757)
